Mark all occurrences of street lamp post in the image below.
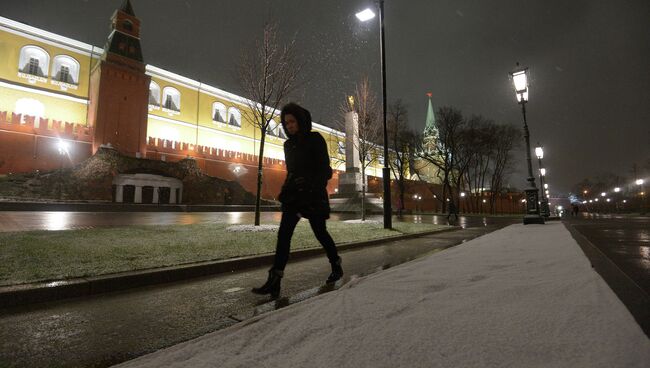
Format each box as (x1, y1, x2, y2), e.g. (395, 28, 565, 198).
(534, 145, 550, 217)
(509, 63, 544, 224)
(356, 1, 392, 229)
(637, 179, 646, 214)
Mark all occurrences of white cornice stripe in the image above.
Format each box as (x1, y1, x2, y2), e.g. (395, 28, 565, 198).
(147, 114, 286, 150)
(0, 80, 89, 104)
(0, 16, 104, 57)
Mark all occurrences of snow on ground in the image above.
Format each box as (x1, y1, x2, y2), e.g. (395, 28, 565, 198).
(226, 224, 279, 232)
(342, 219, 382, 224)
(115, 222, 650, 368)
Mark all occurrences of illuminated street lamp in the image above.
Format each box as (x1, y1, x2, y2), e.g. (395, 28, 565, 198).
(614, 187, 621, 193)
(534, 145, 550, 217)
(510, 63, 543, 224)
(636, 179, 644, 185)
(601, 192, 606, 197)
(357, 2, 392, 229)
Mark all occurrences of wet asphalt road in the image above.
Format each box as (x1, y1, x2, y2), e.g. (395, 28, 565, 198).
(0, 215, 516, 367)
(565, 214, 650, 296)
(0, 211, 493, 232)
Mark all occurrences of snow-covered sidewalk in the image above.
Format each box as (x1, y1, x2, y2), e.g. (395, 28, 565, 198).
(115, 222, 650, 368)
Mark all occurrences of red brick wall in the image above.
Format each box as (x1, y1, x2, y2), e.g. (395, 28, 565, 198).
(89, 61, 150, 156)
(0, 111, 92, 174)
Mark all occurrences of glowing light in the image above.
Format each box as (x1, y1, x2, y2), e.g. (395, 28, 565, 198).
(356, 8, 376, 22)
(521, 199, 526, 203)
(583, 190, 588, 194)
(482, 199, 486, 203)
(606, 198, 611, 202)
(544, 183, 548, 189)
(636, 179, 644, 185)
(460, 192, 466, 197)
(595, 198, 599, 202)
(623, 200, 627, 203)
(589, 200, 593, 203)
(535, 146, 544, 159)
(601, 192, 606, 197)
(57, 140, 69, 155)
(614, 187, 620, 192)
(557, 206, 563, 211)
(540, 168, 546, 176)
(515, 89, 529, 103)
(582, 201, 587, 204)
(413, 194, 418, 199)
(512, 70, 528, 93)
(45, 211, 70, 231)
(418, 196, 422, 200)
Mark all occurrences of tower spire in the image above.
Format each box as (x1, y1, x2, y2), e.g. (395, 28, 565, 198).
(423, 93, 439, 152)
(120, 0, 136, 16)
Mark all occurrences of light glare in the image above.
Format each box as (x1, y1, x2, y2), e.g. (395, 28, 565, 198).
(356, 8, 376, 22)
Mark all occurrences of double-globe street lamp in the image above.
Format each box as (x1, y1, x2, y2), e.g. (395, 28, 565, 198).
(509, 63, 544, 224)
(534, 145, 550, 217)
(356, 2, 392, 229)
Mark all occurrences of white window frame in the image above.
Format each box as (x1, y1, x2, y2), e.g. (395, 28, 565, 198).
(212, 102, 227, 124)
(51, 55, 80, 85)
(18, 45, 50, 80)
(227, 107, 241, 128)
(162, 87, 181, 114)
(149, 81, 161, 108)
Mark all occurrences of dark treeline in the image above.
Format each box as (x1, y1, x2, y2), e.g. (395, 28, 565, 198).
(388, 103, 522, 215)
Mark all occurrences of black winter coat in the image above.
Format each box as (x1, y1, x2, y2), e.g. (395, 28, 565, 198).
(278, 131, 333, 219)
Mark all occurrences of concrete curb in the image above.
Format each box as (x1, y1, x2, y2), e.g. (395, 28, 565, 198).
(0, 227, 460, 308)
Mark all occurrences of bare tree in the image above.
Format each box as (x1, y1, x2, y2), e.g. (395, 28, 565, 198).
(337, 76, 382, 220)
(237, 22, 302, 226)
(387, 99, 415, 218)
(416, 106, 465, 213)
(488, 124, 520, 213)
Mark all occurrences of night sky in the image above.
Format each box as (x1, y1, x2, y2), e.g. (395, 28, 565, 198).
(2, 0, 649, 195)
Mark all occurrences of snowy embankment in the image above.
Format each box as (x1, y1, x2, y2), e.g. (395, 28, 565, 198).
(115, 222, 650, 368)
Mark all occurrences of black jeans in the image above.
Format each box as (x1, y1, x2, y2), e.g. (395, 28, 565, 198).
(272, 211, 339, 271)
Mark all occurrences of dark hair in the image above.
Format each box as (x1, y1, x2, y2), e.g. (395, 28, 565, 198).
(280, 102, 312, 136)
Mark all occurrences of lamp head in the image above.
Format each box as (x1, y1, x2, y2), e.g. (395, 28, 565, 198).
(356, 8, 376, 22)
(510, 62, 529, 102)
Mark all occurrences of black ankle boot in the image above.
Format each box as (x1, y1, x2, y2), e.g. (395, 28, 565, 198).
(326, 257, 343, 284)
(252, 269, 283, 298)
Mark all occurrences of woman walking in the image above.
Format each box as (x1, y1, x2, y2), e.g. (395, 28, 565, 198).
(252, 102, 343, 298)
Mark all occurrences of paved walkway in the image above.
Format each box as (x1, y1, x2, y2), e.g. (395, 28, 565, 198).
(115, 222, 650, 368)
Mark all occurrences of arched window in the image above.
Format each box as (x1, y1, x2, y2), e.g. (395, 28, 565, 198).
(162, 87, 181, 112)
(149, 81, 161, 106)
(266, 119, 277, 137)
(337, 141, 345, 155)
(212, 102, 226, 123)
(19, 45, 50, 77)
(52, 55, 80, 84)
(276, 120, 287, 139)
(228, 107, 241, 127)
